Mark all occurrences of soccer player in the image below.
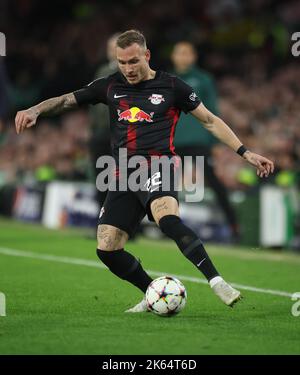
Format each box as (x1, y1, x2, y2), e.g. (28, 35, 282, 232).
(15, 30, 274, 312)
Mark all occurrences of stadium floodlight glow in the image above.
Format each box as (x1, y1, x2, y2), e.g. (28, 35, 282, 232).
(0, 292, 6, 317)
(0, 32, 6, 56)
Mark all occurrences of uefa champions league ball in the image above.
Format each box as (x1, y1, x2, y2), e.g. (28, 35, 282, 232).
(146, 276, 187, 316)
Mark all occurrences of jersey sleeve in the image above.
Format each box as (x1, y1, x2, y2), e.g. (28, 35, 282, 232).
(173, 76, 202, 113)
(73, 77, 109, 106)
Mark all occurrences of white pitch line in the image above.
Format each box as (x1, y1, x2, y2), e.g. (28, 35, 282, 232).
(0, 246, 295, 299)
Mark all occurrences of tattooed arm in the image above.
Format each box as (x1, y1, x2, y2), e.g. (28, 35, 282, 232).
(190, 103, 274, 178)
(190, 103, 243, 153)
(15, 93, 77, 134)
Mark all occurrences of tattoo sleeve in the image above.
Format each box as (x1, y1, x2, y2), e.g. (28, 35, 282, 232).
(32, 93, 78, 116)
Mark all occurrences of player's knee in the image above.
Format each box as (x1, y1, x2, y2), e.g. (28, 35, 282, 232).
(151, 196, 179, 225)
(97, 236, 117, 251)
(97, 225, 128, 251)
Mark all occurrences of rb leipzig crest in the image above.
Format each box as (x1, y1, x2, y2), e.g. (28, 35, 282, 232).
(148, 94, 165, 105)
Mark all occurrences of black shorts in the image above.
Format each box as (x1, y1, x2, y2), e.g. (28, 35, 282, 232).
(98, 158, 180, 238)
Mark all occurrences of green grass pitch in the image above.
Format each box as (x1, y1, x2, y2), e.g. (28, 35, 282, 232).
(0, 217, 299, 354)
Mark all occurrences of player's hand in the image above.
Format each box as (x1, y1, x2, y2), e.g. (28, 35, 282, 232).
(243, 151, 274, 178)
(15, 108, 39, 134)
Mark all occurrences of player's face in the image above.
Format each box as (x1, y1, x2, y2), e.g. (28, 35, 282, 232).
(171, 43, 197, 72)
(117, 43, 151, 85)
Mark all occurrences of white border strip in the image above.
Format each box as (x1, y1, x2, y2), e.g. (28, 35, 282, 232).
(0, 247, 294, 298)
(0, 292, 5, 316)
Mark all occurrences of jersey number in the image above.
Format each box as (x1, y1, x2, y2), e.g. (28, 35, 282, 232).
(145, 172, 162, 193)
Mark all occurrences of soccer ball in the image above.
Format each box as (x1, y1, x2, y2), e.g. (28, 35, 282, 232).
(146, 276, 187, 316)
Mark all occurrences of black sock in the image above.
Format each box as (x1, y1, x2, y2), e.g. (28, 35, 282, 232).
(96, 249, 153, 293)
(159, 215, 219, 281)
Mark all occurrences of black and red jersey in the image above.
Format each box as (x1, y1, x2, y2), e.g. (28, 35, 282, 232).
(74, 70, 201, 161)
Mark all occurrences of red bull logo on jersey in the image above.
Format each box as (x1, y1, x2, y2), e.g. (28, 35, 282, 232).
(117, 107, 154, 123)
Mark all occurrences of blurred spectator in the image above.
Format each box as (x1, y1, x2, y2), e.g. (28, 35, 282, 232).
(0, 111, 91, 186)
(215, 62, 300, 189)
(1, 0, 299, 192)
(171, 41, 240, 240)
(89, 33, 120, 209)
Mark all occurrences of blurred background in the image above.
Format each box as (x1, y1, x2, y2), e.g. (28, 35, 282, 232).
(0, 0, 299, 249)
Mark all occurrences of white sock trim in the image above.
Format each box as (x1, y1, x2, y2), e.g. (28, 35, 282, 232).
(209, 276, 223, 288)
